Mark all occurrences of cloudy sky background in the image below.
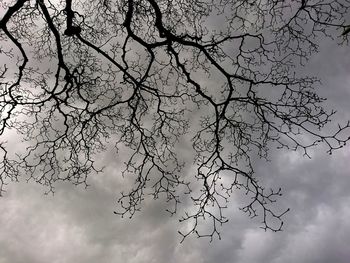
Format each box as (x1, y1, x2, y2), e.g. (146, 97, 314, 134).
(1, 12, 350, 263)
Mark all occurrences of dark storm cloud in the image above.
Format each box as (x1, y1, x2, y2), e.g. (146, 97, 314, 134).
(1, 6, 350, 263)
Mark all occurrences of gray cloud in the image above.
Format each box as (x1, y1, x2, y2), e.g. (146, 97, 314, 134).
(1, 9, 350, 263)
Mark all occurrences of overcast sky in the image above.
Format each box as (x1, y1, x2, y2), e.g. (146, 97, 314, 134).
(1, 11, 350, 263)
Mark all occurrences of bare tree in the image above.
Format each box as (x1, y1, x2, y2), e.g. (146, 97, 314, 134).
(1, 0, 349, 241)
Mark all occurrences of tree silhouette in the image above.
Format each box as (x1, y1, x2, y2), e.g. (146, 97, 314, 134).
(1, 0, 349, 241)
